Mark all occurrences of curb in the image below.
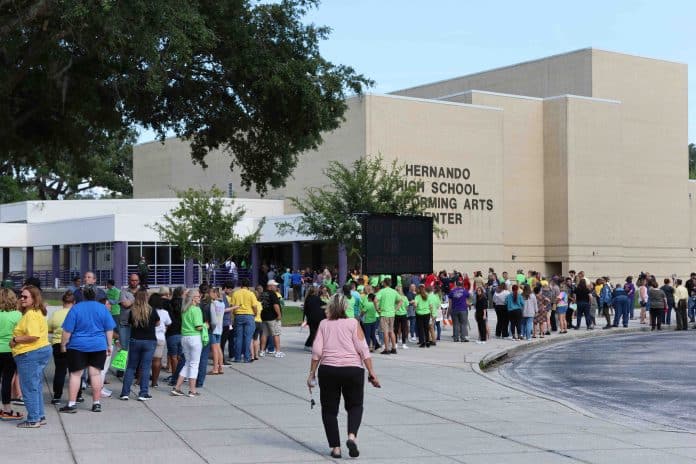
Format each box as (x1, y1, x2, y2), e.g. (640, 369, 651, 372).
(478, 325, 651, 371)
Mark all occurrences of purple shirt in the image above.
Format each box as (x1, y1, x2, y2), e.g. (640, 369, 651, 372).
(448, 288, 470, 312)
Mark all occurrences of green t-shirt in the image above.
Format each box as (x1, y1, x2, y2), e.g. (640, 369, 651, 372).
(414, 295, 431, 316)
(181, 305, 204, 336)
(106, 287, 121, 316)
(325, 279, 338, 295)
(0, 310, 22, 353)
(376, 287, 399, 318)
(362, 300, 378, 324)
(427, 293, 441, 317)
(395, 295, 408, 316)
(345, 295, 355, 319)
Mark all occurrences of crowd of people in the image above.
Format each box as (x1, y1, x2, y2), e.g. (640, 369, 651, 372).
(1, 264, 694, 432)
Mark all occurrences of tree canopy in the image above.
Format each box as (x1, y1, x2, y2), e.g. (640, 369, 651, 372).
(0, 0, 372, 197)
(278, 155, 441, 255)
(151, 187, 263, 280)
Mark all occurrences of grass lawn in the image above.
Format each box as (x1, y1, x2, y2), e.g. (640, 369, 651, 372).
(282, 305, 304, 326)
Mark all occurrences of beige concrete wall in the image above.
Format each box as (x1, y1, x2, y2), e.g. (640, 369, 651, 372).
(134, 98, 367, 203)
(364, 94, 505, 272)
(392, 48, 592, 100)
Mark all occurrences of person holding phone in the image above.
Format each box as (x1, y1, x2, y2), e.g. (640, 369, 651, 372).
(307, 293, 380, 459)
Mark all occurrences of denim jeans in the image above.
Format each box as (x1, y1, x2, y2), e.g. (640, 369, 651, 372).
(408, 316, 417, 338)
(117, 325, 131, 372)
(15, 345, 51, 423)
(196, 336, 211, 388)
(363, 321, 379, 349)
(233, 315, 255, 361)
(522, 317, 533, 340)
(452, 311, 468, 341)
(576, 302, 591, 329)
(121, 339, 156, 396)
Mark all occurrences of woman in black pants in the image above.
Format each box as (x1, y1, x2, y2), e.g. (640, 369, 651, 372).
(574, 279, 592, 330)
(474, 287, 488, 342)
(47, 292, 76, 404)
(492, 283, 509, 338)
(307, 294, 380, 459)
(303, 287, 326, 350)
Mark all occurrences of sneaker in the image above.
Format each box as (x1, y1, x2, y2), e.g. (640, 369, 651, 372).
(39, 416, 47, 425)
(76, 396, 85, 403)
(274, 351, 286, 358)
(409, 337, 417, 343)
(187, 391, 200, 397)
(59, 405, 77, 414)
(101, 387, 112, 397)
(401, 344, 409, 350)
(390, 348, 397, 354)
(137, 394, 152, 401)
(475, 340, 483, 344)
(151, 384, 159, 389)
(170, 389, 185, 397)
(463, 337, 470, 342)
(259, 351, 265, 358)
(91, 403, 102, 413)
(380, 350, 391, 355)
(51, 398, 62, 405)
(119, 395, 129, 401)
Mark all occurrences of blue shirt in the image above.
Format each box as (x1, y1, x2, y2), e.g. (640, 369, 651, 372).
(291, 272, 302, 285)
(73, 286, 107, 303)
(350, 290, 362, 317)
(62, 300, 116, 352)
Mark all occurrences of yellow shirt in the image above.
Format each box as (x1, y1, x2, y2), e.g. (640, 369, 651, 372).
(231, 288, 260, 317)
(48, 307, 70, 345)
(12, 309, 49, 356)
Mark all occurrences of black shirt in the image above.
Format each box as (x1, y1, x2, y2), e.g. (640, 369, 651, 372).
(260, 290, 281, 321)
(574, 286, 590, 303)
(166, 297, 182, 336)
(303, 295, 326, 324)
(128, 308, 160, 340)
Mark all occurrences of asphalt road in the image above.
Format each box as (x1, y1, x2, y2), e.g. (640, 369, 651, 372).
(501, 330, 696, 431)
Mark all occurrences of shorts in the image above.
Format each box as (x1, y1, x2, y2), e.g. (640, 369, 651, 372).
(210, 333, 222, 344)
(154, 340, 166, 358)
(556, 306, 568, 315)
(262, 320, 282, 337)
(165, 334, 182, 357)
(66, 349, 107, 372)
(380, 316, 395, 333)
(253, 322, 263, 341)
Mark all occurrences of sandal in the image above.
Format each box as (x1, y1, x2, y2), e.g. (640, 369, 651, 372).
(0, 410, 24, 421)
(16, 420, 40, 428)
(206, 371, 220, 375)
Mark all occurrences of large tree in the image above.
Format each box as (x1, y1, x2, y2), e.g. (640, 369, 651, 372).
(278, 155, 441, 257)
(151, 187, 263, 282)
(0, 0, 372, 196)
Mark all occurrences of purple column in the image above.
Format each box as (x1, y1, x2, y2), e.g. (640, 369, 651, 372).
(112, 241, 127, 288)
(2, 248, 9, 280)
(91, 243, 97, 273)
(338, 243, 347, 286)
(52, 245, 60, 287)
(292, 242, 301, 271)
(251, 244, 259, 288)
(26, 247, 34, 278)
(184, 259, 194, 288)
(80, 243, 89, 277)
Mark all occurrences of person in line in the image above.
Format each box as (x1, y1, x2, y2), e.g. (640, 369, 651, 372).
(149, 293, 172, 388)
(120, 290, 159, 401)
(647, 278, 667, 331)
(0, 288, 22, 420)
(556, 288, 569, 333)
(10, 285, 49, 427)
(116, 273, 141, 378)
(394, 286, 410, 349)
(574, 279, 592, 330)
(307, 293, 380, 459)
(303, 287, 326, 350)
(207, 287, 226, 374)
(597, 278, 613, 329)
(474, 286, 488, 344)
(406, 283, 418, 342)
(611, 284, 630, 328)
(521, 285, 537, 341)
(492, 283, 509, 338)
(259, 280, 284, 358)
(638, 277, 648, 324)
(414, 285, 431, 347)
(375, 279, 400, 354)
(230, 278, 260, 363)
(48, 291, 74, 405)
(220, 282, 235, 363)
(674, 279, 689, 330)
(660, 279, 675, 326)
(360, 293, 380, 351)
(171, 290, 204, 397)
(195, 283, 213, 388)
(58, 285, 115, 414)
(533, 285, 548, 338)
(165, 287, 184, 386)
(506, 284, 524, 340)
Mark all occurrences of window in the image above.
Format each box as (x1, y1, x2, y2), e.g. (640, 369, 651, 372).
(228, 183, 234, 198)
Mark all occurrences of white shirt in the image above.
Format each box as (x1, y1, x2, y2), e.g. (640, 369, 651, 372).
(155, 309, 172, 342)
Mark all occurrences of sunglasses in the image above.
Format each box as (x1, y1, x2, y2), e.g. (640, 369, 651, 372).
(20, 295, 30, 300)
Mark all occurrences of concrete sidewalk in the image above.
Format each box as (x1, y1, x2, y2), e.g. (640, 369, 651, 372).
(5, 314, 696, 464)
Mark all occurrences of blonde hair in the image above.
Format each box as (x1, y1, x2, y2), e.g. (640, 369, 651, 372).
(325, 293, 349, 320)
(0, 288, 17, 311)
(131, 290, 152, 328)
(182, 290, 200, 313)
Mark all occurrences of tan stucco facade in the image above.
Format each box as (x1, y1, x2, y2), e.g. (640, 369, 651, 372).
(134, 48, 691, 278)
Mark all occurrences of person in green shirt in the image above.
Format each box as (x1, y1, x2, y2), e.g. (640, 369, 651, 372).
(324, 278, 338, 295)
(172, 290, 204, 397)
(106, 279, 121, 326)
(426, 287, 441, 346)
(0, 288, 22, 419)
(360, 293, 380, 351)
(394, 287, 410, 350)
(414, 285, 433, 347)
(376, 278, 401, 355)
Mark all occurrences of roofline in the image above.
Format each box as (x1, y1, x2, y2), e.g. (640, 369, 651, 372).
(363, 92, 503, 112)
(438, 89, 621, 105)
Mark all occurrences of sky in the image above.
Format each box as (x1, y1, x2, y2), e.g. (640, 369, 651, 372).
(139, 0, 694, 143)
